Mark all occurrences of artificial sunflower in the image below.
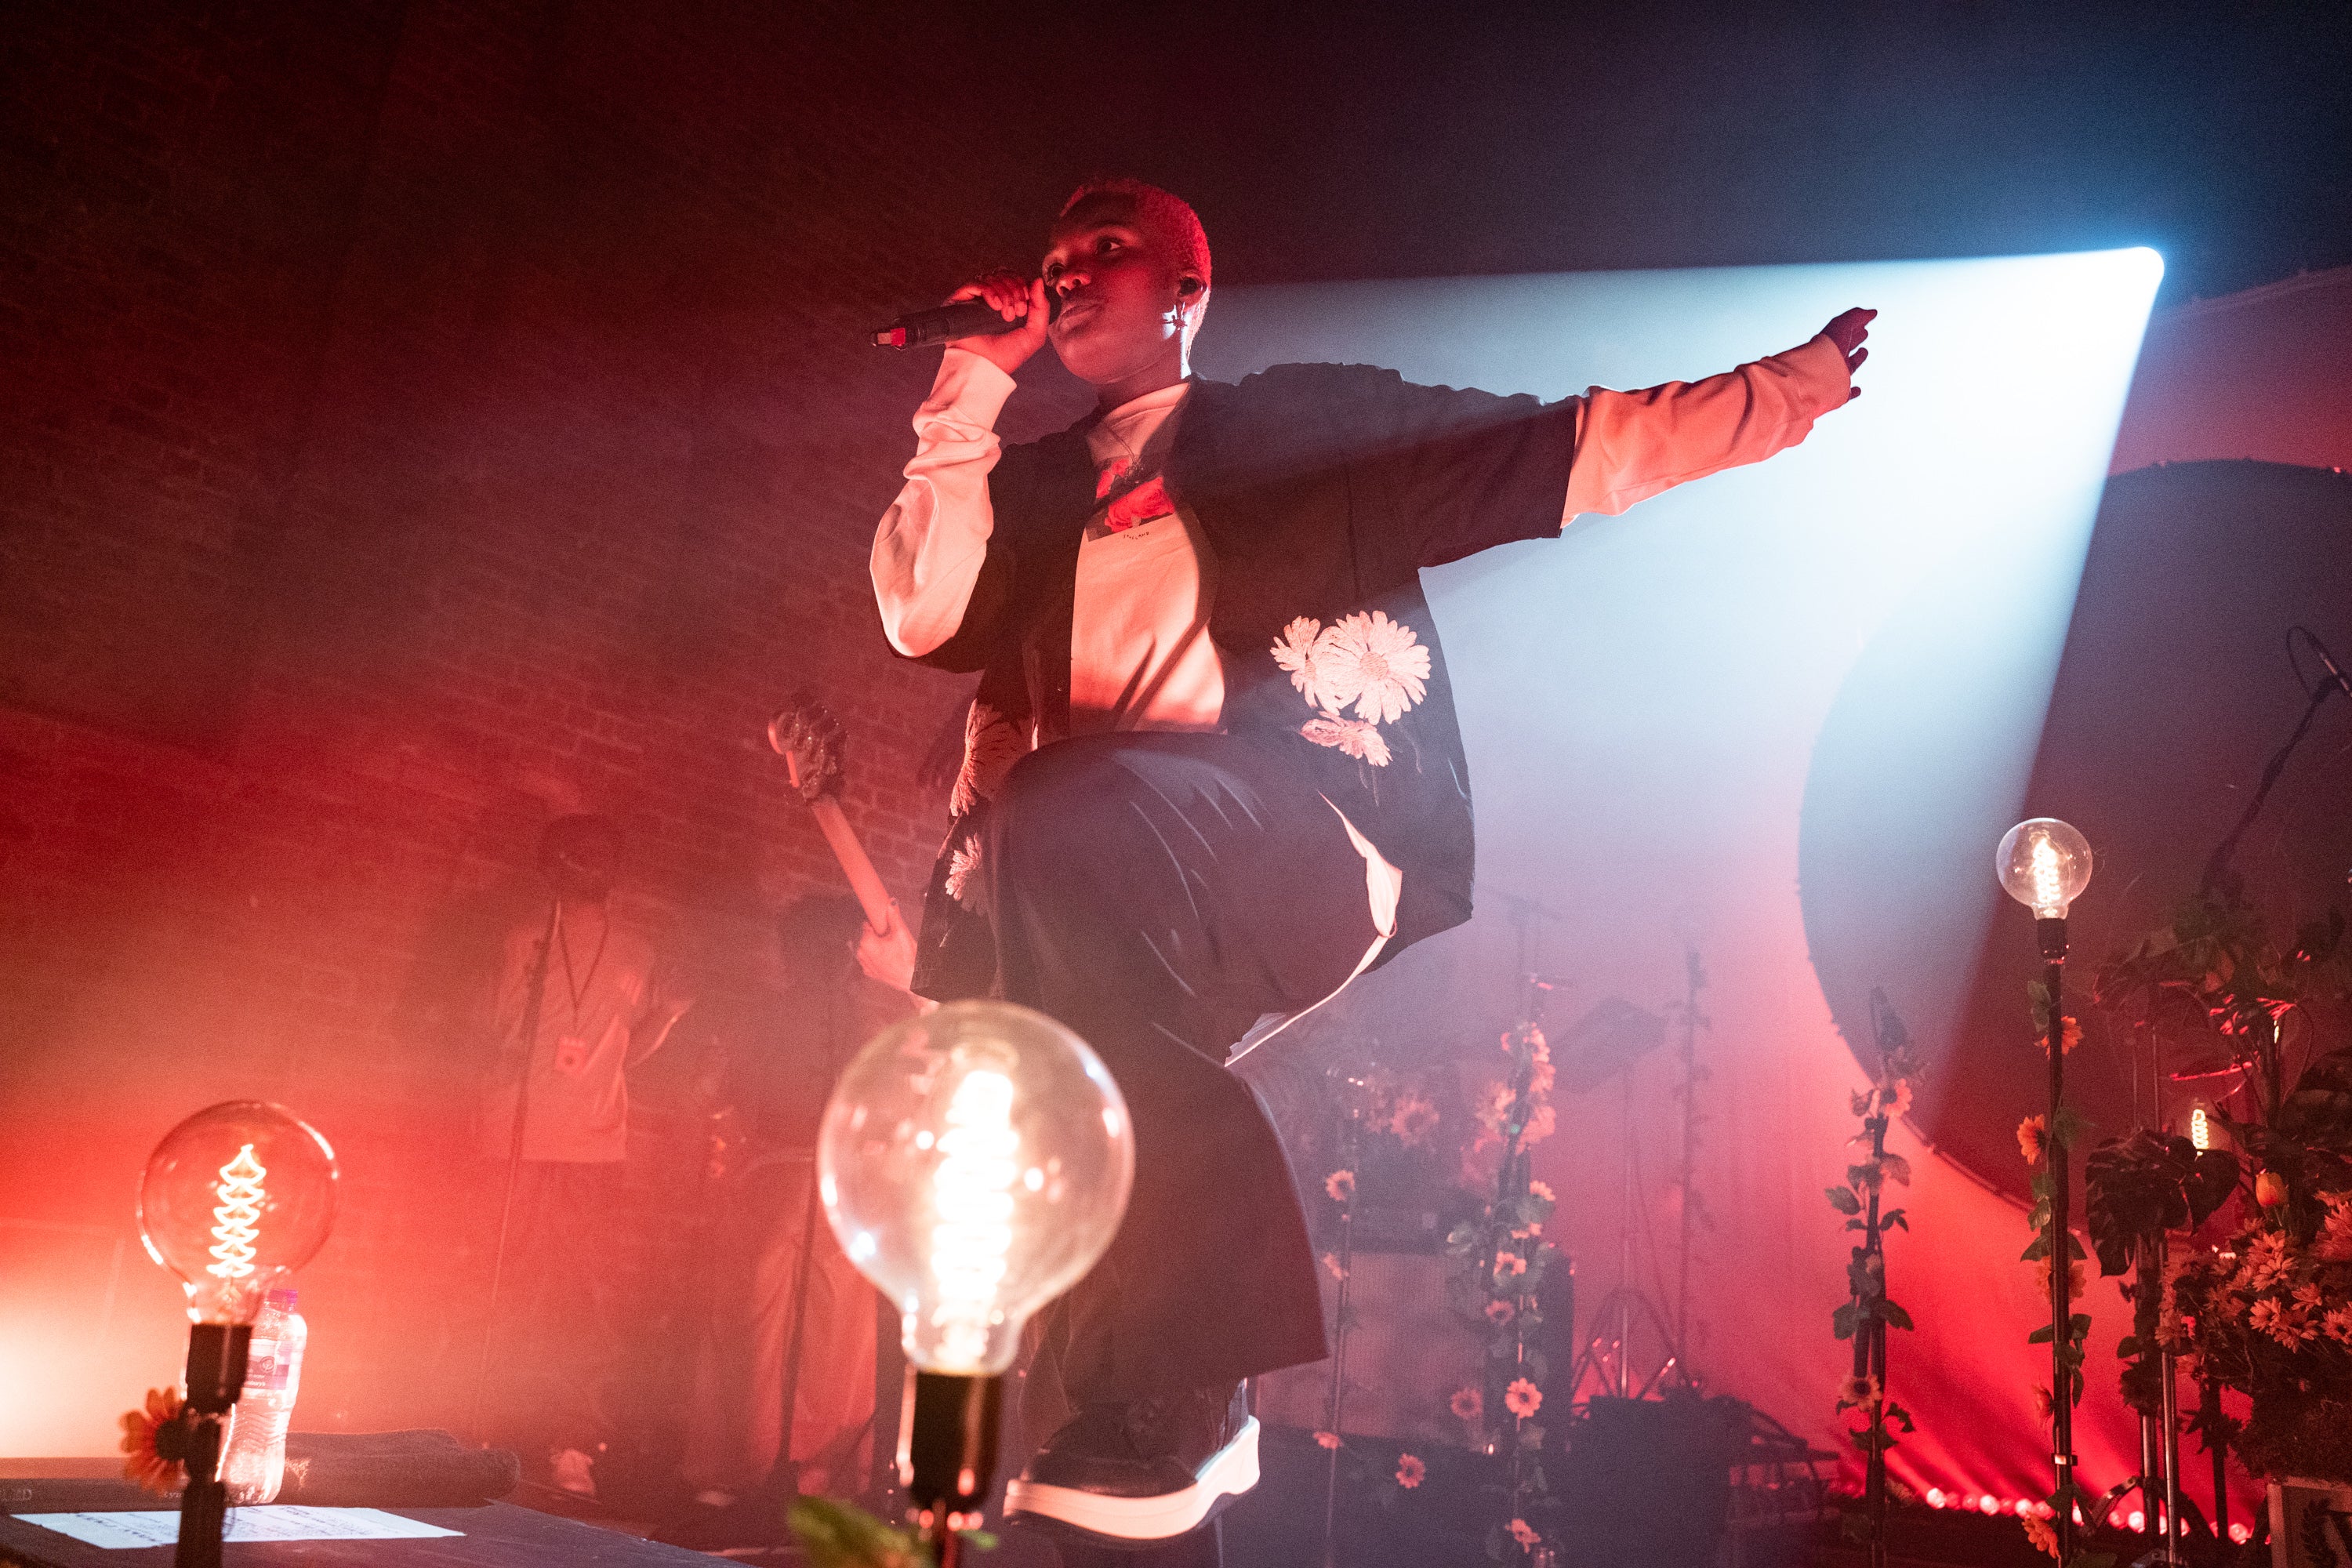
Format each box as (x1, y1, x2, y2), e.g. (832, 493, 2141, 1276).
(119, 1386, 190, 1494)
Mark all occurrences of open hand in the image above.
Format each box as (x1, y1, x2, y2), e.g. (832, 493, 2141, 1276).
(1823, 307, 1875, 401)
(946, 271, 1050, 376)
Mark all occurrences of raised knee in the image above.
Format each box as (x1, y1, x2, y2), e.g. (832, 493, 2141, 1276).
(989, 740, 1137, 865)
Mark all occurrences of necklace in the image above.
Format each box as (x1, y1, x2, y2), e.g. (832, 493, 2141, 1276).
(1091, 397, 1182, 509)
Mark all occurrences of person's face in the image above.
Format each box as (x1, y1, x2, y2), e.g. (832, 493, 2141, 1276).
(1042, 195, 1198, 387)
(541, 829, 620, 903)
(547, 854, 615, 903)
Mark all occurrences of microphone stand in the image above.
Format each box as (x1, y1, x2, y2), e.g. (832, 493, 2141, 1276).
(471, 896, 561, 1443)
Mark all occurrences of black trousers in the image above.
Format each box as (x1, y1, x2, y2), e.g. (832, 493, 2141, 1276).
(983, 731, 1379, 1423)
(480, 1160, 625, 1468)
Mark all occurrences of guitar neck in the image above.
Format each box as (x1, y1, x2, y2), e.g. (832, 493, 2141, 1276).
(807, 797, 895, 932)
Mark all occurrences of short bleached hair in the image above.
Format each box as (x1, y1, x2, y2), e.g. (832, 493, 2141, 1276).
(1060, 178, 1212, 293)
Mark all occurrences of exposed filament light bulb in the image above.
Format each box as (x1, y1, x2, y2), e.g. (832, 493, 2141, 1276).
(140, 1102, 338, 1326)
(820, 1001, 1132, 1377)
(2190, 1107, 2210, 1152)
(2031, 840, 2063, 916)
(819, 1002, 1133, 1552)
(929, 1069, 1018, 1370)
(1996, 818, 2094, 921)
(208, 1145, 267, 1280)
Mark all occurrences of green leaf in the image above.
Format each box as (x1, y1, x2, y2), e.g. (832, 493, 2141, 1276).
(1826, 1185, 1862, 1214)
(1881, 1208, 1908, 1231)
(2279, 1044, 2352, 1152)
(2027, 1324, 2055, 1345)
(789, 1496, 933, 1568)
(1832, 1301, 1858, 1341)
(1881, 1298, 1915, 1331)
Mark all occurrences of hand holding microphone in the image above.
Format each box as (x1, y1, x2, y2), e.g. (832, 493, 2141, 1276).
(873, 271, 1053, 374)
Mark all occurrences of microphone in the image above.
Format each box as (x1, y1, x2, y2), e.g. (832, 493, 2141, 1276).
(871, 291, 1058, 349)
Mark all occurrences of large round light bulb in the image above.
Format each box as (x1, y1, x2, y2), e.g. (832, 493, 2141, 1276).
(1995, 818, 2094, 920)
(138, 1102, 339, 1325)
(818, 1001, 1134, 1376)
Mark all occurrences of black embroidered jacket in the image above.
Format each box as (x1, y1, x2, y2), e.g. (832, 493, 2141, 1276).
(904, 362, 1578, 1000)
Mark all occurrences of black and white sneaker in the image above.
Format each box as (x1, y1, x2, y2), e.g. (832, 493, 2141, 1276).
(1004, 1382, 1258, 1546)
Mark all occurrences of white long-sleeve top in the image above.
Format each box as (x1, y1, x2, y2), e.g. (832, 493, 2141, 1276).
(873, 336, 1853, 672)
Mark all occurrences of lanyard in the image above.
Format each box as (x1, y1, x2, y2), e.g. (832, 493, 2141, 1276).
(554, 906, 609, 1019)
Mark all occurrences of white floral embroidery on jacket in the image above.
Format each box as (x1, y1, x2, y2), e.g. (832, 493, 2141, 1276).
(943, 833, 984, 906)
(951, 701, 1034, 818)
(1301, 711, 1392, 767)
(1272, 611, 1430, 767)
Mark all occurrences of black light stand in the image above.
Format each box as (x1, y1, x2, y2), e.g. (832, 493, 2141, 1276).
(1670, 945, 1707, 1385)
(900, 1371, 1000, 1568)
(2201, 1377, 2229, 1547)
(2129, 1004, 2187, 1568)
(2038, 915, 2078, 1563)
(176, 1322, 252, 1568)
(1566, 1063, 1679, 1402)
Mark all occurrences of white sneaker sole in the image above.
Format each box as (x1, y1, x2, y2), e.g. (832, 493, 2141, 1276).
(1004, 1415, 1260, 1544)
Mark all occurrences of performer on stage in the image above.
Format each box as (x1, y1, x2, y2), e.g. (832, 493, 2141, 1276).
(474, 813, 689, 1497)
(870, 178, 1869, 1555)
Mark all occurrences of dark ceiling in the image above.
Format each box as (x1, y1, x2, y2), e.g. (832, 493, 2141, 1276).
(924, 0, 2352, 307)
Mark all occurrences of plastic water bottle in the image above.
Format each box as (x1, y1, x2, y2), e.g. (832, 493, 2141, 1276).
(223, 1288, 307, 1504)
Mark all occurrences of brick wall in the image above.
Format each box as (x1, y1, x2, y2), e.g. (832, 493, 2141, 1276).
(0, 0, 1094, 1454)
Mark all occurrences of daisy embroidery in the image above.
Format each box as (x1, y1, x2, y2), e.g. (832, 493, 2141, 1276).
(944, 834, 983, 907)
(1301, 712, 1392, 767)
(1317, 610, 1430, 724)
(1272, 617, 1328, 702)
(951, 702, 1033, 818)
(1272, 611, 1428, 768)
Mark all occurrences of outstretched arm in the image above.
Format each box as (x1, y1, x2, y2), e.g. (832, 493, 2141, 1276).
(1563, 308, 1873, 520)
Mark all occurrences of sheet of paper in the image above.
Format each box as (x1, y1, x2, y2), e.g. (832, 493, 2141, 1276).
(17, 1506, 464, 1548)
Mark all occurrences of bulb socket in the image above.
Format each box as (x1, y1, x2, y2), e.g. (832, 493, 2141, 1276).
(176, 1323, 249, 1568)
(899, 1370, 1002, 1523)
(2035, 916, 2069, 963)
(183, 1323, 252, 1415)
